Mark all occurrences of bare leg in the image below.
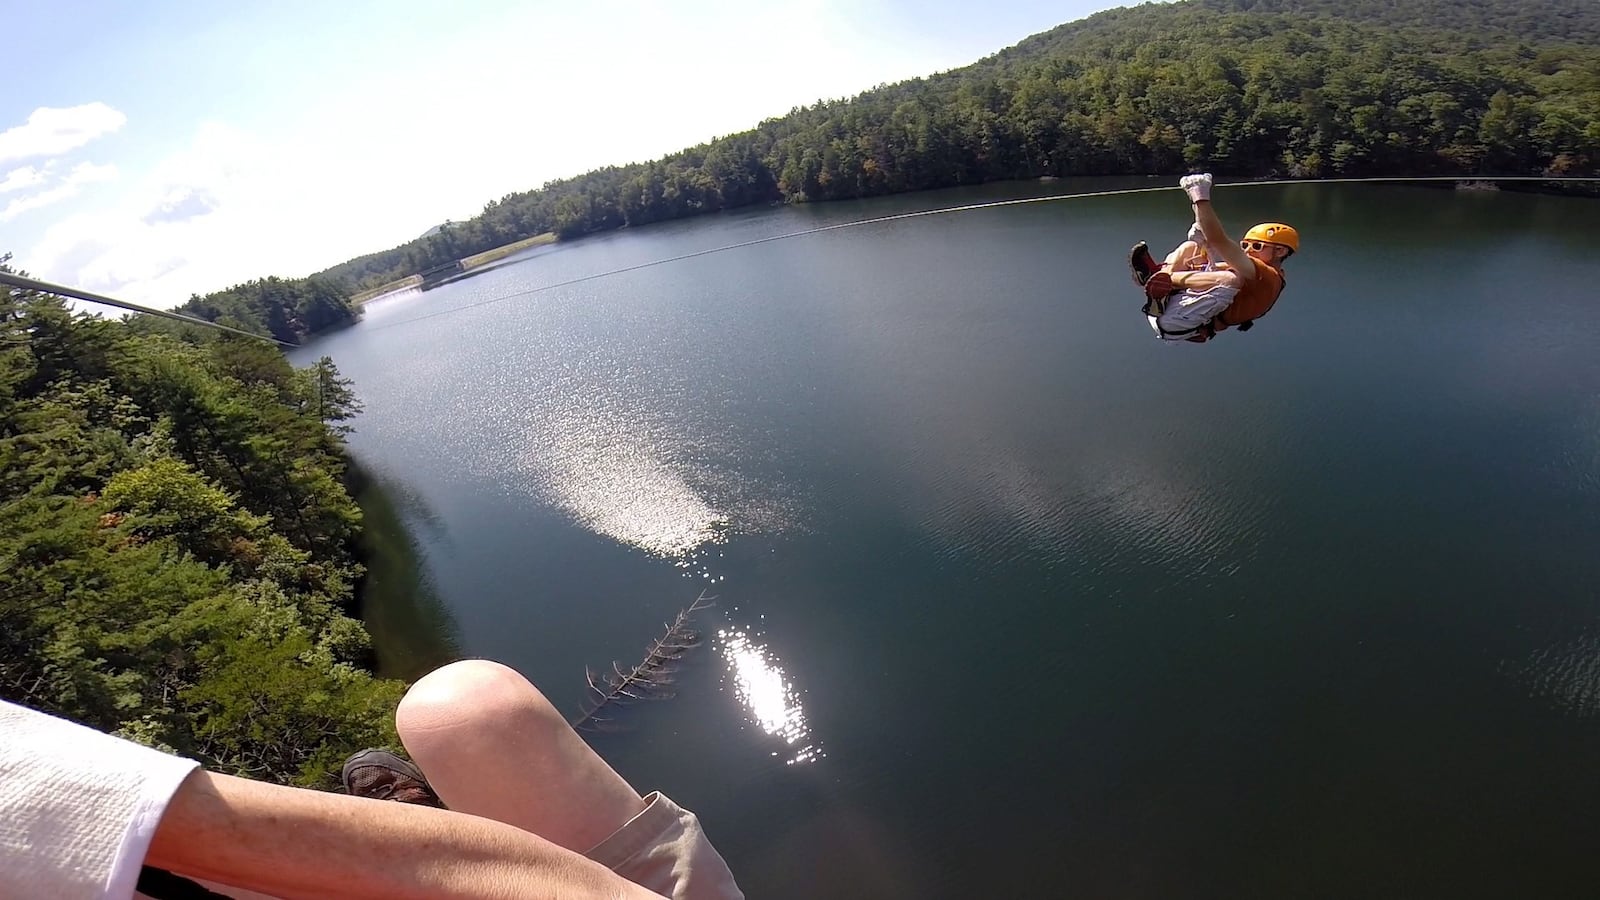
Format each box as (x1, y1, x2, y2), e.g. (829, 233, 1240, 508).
(1193, 198, 1253, 276)
(1164, 239, 1208, 271)
(395, 660, 647, 853)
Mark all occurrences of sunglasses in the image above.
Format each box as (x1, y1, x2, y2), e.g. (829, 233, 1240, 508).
(1240, 240, 1274, 251)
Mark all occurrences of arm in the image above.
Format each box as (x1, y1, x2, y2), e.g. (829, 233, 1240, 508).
(147, 769, 665, 900)
(1168, 268, 1242, 292)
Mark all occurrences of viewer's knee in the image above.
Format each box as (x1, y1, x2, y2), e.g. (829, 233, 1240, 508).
(396, 659, 565, 742)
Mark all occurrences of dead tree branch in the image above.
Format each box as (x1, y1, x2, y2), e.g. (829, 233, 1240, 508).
(570, 592, 715, 731)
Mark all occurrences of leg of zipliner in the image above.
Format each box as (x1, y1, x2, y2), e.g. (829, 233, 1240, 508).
(394, 659, 647, 853)
(1164, 239, 1208, 271)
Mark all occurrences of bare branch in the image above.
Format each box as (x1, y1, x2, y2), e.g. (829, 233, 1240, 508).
(569, 596, 715, 730)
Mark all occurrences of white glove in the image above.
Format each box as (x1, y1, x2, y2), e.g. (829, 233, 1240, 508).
(1180, 173, 1213, 203)
(1186, 221, 1206, 245)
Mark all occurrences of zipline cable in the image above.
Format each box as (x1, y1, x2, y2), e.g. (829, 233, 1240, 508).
(0, 270, 296, 347)
(366, 175, 1600, 335)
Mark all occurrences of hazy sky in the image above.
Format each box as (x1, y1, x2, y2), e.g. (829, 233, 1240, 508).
(3, 0, 1136, 305)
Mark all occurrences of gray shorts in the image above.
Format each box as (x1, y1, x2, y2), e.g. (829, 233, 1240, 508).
(1148, 282, 1238, 341)
(587, 792, 744, 899)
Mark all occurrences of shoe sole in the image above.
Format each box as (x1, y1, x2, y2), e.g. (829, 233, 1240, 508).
(1130, 241, 1155, 286)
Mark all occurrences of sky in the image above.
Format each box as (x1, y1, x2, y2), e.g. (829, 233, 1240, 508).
(3, 0, 1137, 306)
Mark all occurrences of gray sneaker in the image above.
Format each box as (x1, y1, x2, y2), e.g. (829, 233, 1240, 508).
(341, 749, 445, 808)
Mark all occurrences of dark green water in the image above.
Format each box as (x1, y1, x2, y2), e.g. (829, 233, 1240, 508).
(295, 179, 1600, 898)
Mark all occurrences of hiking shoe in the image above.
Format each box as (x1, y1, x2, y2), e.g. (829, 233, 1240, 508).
(1139, 268, 1175, 318)
(1130, 241, 1161, 286)
(341, 749, 445, 807)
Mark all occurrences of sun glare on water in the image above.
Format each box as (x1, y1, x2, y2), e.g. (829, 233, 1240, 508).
(510, 387, 819, 761)
(719, 626, 820, 765)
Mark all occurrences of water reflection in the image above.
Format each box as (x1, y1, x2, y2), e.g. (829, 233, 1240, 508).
(512, 400, 732, 558)
(718, 625, 821, 765)
(674, 547, 729, 583)
(1511, 630, 1600, 717)
(543, 439, 728, 558)
(346, 462, 461, 680)
(505, 370, 817, 760)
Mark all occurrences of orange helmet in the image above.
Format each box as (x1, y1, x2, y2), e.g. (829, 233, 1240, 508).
(1244, 222, 1299, 255)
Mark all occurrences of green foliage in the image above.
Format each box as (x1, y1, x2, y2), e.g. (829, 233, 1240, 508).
(102, 458, 265, 564)
(0, 257, 401, 787)
(134, 276, 360, 344)
(312, 0, 1600, 292)
(304, 356, 363, 435)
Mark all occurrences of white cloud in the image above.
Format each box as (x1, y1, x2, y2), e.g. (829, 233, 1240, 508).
(0, 166, 46, 194)
(67, 162, 118, 185)
(0, 162, 118, 223)
(2, 186, 77, 222)
(29, 124, 268, 301)
(0, 103, 127, 165)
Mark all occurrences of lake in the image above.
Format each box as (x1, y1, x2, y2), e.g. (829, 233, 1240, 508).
(294, 178, 1600, 898)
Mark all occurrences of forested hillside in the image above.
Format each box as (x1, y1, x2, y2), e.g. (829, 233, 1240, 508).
(157, 276, 360, 344)
(1190, 0, 1600, 43)
(316, 0, 1600, 291)
(0, 256, 399, 787)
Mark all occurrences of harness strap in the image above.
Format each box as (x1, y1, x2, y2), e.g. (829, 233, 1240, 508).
(1157, 320, 1213, 340)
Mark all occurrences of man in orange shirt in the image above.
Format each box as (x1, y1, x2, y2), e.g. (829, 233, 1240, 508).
(1130, 173, 1298, 343)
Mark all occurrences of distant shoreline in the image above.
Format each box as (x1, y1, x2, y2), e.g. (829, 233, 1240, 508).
(345, 172, 1597, 309)
(350, 232, 557, 305)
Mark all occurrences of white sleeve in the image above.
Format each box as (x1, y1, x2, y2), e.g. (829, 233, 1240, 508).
(0, 699, 200, 900)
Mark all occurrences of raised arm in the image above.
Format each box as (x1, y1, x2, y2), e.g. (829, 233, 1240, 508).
(148, 769, 665, 900)
(1180, 174, 1257, 282)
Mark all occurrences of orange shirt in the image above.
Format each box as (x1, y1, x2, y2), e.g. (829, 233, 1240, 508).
(1216, 259, 1285, 327)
